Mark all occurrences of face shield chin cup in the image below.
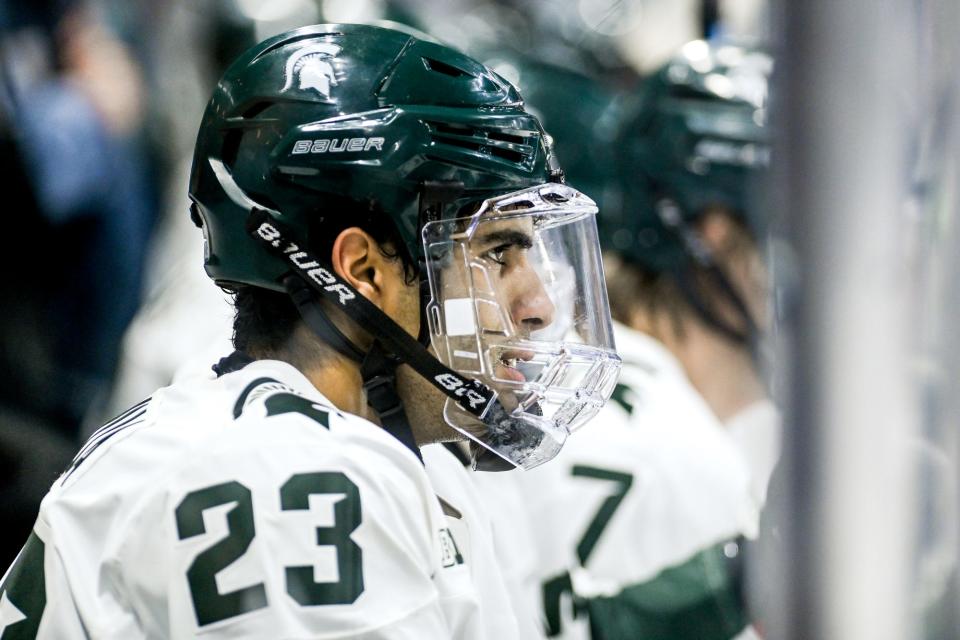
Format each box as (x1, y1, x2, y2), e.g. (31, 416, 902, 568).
(423, 183, 622, 470)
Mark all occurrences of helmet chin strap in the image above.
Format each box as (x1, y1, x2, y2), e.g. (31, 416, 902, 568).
(360, 341, 421, 460)
(655, 199, 760, 351)
(282, 274, 423, 460)
(283, 275, 366, 362)
(470, 401, 545, 471)
(247, 207, 536, 471)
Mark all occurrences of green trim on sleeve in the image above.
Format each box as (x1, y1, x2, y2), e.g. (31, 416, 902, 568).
(584, 541, 747, 640)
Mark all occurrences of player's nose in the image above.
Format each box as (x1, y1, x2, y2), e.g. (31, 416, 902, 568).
(511, 267, 555, 335)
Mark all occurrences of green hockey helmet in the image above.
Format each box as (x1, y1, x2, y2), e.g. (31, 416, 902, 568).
(188, 24, 620, 471)
(189, 23, 561, 290)
(610, 40, 772, 273)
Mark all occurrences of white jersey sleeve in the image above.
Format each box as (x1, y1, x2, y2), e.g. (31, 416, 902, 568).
(725, 399, 782, 513)
(1, 361, 478, 640)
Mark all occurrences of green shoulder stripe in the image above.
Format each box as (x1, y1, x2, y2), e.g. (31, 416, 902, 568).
(232, 379, 330, 428)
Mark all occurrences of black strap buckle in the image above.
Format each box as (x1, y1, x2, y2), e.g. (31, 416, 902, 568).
(363, 373, 402, 417)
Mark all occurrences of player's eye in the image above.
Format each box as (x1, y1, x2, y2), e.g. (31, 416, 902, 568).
(483, 244, 511, 266)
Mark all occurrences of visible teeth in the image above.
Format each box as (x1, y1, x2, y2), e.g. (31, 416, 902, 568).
(501, 357, 516, 368)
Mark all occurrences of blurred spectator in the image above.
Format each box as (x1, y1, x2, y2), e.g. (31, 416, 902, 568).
(0, 0, 158, 566)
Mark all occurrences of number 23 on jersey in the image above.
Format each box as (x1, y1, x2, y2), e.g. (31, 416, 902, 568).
(175, 471, 364, 627)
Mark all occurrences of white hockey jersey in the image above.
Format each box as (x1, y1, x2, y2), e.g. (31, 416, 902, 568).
(514, 322, 757, 640)
(421, 444, 525, 640)
(726, 399, 782, 512)
(464, 467, 546, 640)
(0, 360, 492, 639)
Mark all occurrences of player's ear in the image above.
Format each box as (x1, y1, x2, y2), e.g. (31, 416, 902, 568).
(330, 227, 390, 308)
(697, 207, 741, 257)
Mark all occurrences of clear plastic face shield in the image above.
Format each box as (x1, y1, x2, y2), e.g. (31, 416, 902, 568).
(423, 184, 621, 470)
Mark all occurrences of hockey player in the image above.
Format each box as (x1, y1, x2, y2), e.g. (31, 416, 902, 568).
(0, 24, 620, 639)
(513, 41, 778, 639)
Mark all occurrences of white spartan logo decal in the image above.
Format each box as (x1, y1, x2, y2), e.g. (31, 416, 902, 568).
(282, 43, 342, 99)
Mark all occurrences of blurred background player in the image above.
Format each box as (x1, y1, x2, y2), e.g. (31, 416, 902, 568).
(510, 40, 778, 639)
(611, 40, 779, 510)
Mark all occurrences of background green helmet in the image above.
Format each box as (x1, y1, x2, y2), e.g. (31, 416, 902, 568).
(475, 49, 625, 216)
(609, 40, 772, 272)
(189, 23, 559, 291)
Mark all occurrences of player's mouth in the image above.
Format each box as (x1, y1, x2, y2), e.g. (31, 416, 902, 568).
(495, 348, 535, 383)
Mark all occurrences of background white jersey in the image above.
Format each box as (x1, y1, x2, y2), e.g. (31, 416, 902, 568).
(726, 398, 782, 512)
(514, 322, 759, 640)
(0, 360, 492, 639)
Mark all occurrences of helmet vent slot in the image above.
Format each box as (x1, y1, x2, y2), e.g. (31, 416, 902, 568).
(487, 131, 526, 145)
(432, 135, 481, 153)
(241, 101, 273, 118)
(253, 32, 344, 62)
(489, 146, 525, 163)
(426, 121, 535, 167)
(221, 130, 244, 169)
(421, 57, 471, 78)
(432, 122, 473, 136)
